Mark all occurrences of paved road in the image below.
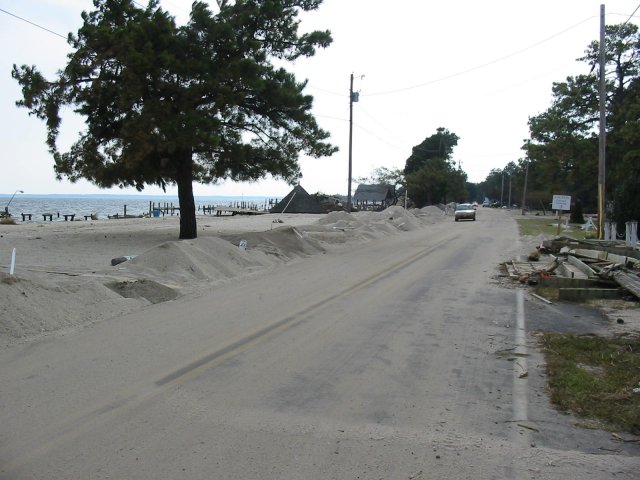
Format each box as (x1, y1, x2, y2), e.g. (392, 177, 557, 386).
(0, 208, 637, 479)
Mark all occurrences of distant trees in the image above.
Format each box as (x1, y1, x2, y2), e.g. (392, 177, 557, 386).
(12, 0, 336, 239)
(522, 23, 640, 223)
(404, 128, 467, 207)
(478, 168, 503, 203)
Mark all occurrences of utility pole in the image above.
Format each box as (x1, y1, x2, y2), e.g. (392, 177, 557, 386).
(500, 171, 504, 207)
(521, 161, 529, 215)
(598, 4, 607, 239)
(347, 73, 363, 213)
(347, 73, 355, 212)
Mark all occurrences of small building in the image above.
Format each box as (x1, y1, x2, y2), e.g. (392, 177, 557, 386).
(353, 184, 396, 211)
(269, 185, 325, 214)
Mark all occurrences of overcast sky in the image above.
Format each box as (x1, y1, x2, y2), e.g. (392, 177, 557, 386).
(1, 0, 638, 197)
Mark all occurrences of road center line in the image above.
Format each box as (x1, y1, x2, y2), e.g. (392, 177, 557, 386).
(155, 233, 460, 387)
(513, 289, 529, 424)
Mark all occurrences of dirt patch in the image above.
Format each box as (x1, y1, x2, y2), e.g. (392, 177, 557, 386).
(105, 279, 179, 304)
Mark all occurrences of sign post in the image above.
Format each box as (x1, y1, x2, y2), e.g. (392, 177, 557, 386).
(552, 195, 571, 236)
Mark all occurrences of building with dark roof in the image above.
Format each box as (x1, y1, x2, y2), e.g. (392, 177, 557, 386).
(352, 184, 396, 211)
(269, 185, 325, 214)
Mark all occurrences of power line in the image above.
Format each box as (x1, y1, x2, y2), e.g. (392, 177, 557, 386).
(622, 4, 640, 25)
(0, 7, 67, 40)
(313, 113, 349, 123)
(364, 16, 596, 97)
(0, 1, 183, 43)
(353, 123, 406, 152)
(307, 85, 345, 97)
(355, 104, 411, 146)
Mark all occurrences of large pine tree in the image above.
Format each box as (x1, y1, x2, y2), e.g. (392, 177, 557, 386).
(13, 0, 337, 239)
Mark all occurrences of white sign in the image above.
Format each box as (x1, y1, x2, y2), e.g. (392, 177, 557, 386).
(552, 195, 571, 211)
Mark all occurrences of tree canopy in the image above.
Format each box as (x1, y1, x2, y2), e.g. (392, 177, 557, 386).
(523, 23, 640, 224)
(13, 0, 336, 239)
(404, 128, 467, 207)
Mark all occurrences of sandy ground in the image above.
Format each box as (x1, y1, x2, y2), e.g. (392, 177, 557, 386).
(0, 207, 449, 345)
(1, 207, 638, 347)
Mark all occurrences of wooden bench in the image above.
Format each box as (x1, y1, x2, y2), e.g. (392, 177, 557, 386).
(42, 213, 53, 221)
(62, 214, 75, 221)
(21, 213, 32, 221)
(84, 215, 92, 220)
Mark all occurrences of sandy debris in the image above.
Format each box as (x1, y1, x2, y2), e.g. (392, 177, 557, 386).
(0, 208, 448, 344)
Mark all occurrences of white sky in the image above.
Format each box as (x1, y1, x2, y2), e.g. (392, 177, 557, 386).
(1, 0, 638, 197)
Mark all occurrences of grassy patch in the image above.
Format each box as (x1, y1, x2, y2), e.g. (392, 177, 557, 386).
(539, 333, 640, 434)
(516, 217, 593, 239)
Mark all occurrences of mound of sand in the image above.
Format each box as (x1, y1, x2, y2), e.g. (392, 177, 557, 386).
(0, 210, 448, 345)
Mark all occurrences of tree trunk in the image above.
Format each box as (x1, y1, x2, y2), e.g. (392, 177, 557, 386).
(176, 150, 197, 240)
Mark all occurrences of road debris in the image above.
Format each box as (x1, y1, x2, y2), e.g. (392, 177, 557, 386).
(611, 432, 640, 444)
(504, 235, 640, 302)
(517, 423, 540, 432)
(531, 292, 553, 304)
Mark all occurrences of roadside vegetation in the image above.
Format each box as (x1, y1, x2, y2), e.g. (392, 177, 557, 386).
(516, 217, 593, 240)
(539, 333, 640, 434)
(515, 214, 640, 434)
(478, 24, 640, 229)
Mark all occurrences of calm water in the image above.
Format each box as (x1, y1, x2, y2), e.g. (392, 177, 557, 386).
(0, 195, 280, 220)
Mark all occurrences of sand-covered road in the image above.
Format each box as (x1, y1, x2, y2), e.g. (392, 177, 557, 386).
(0, 207, 637, 478)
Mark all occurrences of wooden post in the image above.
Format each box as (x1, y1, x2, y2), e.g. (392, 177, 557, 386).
(556, 210, 562, 236)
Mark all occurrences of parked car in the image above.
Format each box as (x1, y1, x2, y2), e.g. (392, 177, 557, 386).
(454, 203, 476, 221)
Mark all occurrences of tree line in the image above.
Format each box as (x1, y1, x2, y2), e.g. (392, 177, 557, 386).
(478, 22, 640, 223)
(367, 22, 640, 220)
(13, 1, 639, 226)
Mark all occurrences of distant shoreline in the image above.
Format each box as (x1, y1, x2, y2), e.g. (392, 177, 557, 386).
(0, 193, 279, 201)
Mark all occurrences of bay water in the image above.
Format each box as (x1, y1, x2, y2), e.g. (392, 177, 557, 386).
(0, 194, 281, 221)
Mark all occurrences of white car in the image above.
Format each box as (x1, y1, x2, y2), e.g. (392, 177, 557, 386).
(454, 203, 476, 222)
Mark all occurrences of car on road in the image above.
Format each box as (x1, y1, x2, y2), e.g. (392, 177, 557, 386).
(454, 203, 476, 222)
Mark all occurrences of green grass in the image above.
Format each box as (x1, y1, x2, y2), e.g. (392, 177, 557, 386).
(539, 333, 640, 434)
(516, 217, 594, 239)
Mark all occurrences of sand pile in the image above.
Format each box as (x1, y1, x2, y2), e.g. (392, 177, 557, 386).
(0, 209, 448, 344)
